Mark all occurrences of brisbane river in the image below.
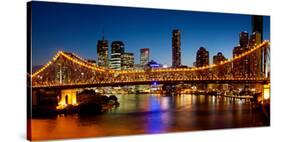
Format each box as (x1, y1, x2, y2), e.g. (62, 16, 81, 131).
(31, 94, 269, 140)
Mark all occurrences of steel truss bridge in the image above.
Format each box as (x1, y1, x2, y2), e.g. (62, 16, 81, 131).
(30, 41, 270, 89)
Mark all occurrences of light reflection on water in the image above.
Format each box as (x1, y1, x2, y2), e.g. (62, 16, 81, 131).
(31, 94, 268, 140)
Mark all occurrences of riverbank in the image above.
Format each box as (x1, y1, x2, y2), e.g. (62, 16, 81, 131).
(32, 94, 119, 117)
(30, 94, 269, 141)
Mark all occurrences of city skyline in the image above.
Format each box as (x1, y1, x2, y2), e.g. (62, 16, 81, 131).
(31, 1, 270, 67)
(28, 2, 271, 140)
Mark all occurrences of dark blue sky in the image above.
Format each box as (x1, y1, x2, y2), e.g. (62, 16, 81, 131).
(31, 1, 270, 66)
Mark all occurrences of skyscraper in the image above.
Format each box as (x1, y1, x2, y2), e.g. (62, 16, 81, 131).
(239, 31, 249, 48)
(213, 52, 226, 64)
(110, 41, 124, 70)
(213, 52, 229, 79)
(97, 37, 108, 67)
(233, 46, 244, 57)
(249, 32, 262, 77)
(232, 45, 245, 77)
(249, 32, 262, 48)
(252, 15, 266, 77)
(121, 52, 134, 70)
(238, 31, 250, 76)
(196, 47, 209, 67)
(195, 47, 209, 90)
(172, 29, 181, 67)
(252, 15, 263, 41)
(140, 48, 149, 66)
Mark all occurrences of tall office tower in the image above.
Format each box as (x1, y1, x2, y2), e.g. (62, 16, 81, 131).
(233, 46, 244, 57)
(121, 52, 134, 70)
(110, 41, 125, 70)
(252, 15, 266, 77)
(213, 52, 226, 64)
(232, 45, 245, 77)
(140, 48, 149, 66)
(137, 48, 149, 94)
(249, 32, 262, 48)
(195, 47, 209, 90)
(214, 52, 229, 80)
(97, 36, 109, 67)
(172, 29, 181, 67)
(252, 15, 263, 41)
(239, 31, 250, 76)
(249, 32, 262, 77)
(239, 31, 249, 48)
(196, 47, 209, 67)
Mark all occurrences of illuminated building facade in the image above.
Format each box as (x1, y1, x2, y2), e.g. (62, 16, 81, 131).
(172, 29, 181, 67)
(232, 29, 263, 78)
(240, 31, 250, 76)
(213, 52, 228, 90)
(121, 52, 134, 70)
(233, 45, 245, 77)
(110, 41, 124, 70)
(140, 48, 149, 66)
(97, 38, 109, 67)
(240, 31, 249, 48)
(195, 47, 209, 90)
(196, 47, 209, 67)
(252, 15, 265, 77)
(249, 32, 262, 77)
(213, 52, 226, 64)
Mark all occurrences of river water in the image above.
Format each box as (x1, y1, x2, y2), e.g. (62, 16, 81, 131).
(31, 94, 269, 140)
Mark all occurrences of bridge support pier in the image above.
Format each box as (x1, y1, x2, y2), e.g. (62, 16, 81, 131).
(262, 84, 270, 102)
(57, 89, 78, 109)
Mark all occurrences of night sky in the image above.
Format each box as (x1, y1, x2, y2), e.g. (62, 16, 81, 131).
(31, 1, 270, 66)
